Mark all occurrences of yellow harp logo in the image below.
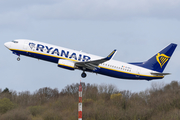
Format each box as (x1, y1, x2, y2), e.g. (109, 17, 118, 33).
(156, 53, 170, 68)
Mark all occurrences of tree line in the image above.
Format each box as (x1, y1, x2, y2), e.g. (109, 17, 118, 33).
(0, 81, 180, 120)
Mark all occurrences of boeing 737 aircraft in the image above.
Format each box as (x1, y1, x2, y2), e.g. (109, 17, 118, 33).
(4, 39, 177, 80)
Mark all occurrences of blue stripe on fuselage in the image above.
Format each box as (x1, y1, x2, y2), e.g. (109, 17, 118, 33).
(12, 49, 59, 63)
(12, 49, 163, 80)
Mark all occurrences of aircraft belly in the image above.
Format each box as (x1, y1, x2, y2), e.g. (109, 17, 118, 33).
(97, 67, 163, 80)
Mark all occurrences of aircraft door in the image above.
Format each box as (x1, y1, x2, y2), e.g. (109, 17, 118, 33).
(23, 41, 28, 50)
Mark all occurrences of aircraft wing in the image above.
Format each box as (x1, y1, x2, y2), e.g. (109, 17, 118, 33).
(75, 49, 117, 70)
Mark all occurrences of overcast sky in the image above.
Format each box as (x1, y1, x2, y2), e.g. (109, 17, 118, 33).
(1, 0, 180, 93)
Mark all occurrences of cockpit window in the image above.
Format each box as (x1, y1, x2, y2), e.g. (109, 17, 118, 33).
(12, 40, 18, 43)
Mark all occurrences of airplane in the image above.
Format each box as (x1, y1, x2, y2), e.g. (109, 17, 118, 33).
(4, 39, 177, 80)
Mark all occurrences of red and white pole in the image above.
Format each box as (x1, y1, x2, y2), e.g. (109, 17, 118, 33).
(78, 82, 82, 120)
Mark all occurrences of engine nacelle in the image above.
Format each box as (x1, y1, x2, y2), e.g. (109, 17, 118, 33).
(58, 59, 75, 70)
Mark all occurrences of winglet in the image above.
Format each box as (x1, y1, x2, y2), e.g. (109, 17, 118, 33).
(105, 49, 117, 60)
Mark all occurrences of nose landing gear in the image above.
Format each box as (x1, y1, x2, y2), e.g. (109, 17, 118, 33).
(17, 57, 20, 61)
(81, 72, 87, 78)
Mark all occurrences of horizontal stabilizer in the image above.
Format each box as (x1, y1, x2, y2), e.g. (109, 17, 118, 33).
(151, 72, 171, 76)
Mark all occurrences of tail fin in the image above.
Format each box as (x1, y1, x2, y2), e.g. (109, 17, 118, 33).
(141, 43, 177, 72)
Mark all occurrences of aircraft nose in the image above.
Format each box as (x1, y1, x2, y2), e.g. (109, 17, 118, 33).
(4, 42, 11, 49)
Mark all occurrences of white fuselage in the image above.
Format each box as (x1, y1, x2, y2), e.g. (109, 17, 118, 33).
(4, 39, 164, 80)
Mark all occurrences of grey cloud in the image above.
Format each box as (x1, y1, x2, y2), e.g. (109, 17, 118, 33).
(26, 0, 180, 20)
(0, 0, 180, 27)
(0, 0, 58, 28)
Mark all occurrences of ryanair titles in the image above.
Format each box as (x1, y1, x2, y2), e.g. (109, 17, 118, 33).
(29, 43, 91, 62)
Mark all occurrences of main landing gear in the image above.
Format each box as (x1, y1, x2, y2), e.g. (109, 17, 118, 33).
(81, 72, 87, 78)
